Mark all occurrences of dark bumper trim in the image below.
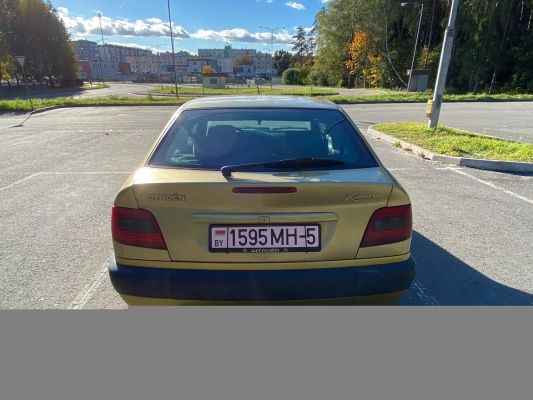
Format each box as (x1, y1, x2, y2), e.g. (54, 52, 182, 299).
(109, 257, 416, 301)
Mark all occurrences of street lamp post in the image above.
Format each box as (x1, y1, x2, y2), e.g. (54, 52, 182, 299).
(401, 2, 424, 93)
(263, 48, 270, 79)
(259, 26, 285, 89)
(157, 44, 166, 90)
(167, 0, 179, 98)
(95, 38, 109, 84)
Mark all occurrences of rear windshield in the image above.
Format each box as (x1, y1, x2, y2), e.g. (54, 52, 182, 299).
(148, 108, 378, 170)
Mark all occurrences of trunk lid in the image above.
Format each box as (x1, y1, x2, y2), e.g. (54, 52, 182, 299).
(132, 167, 393, 262)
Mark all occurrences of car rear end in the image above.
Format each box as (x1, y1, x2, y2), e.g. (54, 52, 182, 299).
(109, 96, 415, 305)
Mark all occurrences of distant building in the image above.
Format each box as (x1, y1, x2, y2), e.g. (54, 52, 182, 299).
(198, 45, 274, 75)
(77, 59, 129, 81)
(126, 54, 189, 74)
(71, 40, 152, 63)
(72, 40, 99, 61)
(202, 73, 227, 89)
(199, 44, 257, 59)
(98, 44, 152, 63)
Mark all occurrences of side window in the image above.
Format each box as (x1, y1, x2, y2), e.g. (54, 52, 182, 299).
(163, 124, 195, 162)
(326, 124, 360, 163)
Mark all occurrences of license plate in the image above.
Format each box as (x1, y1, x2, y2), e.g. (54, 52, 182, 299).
(209, 225, 321, 253)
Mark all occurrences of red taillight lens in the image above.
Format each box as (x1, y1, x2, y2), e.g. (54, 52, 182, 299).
(111, 206, 167, 250)
(360, 205, 412, 248)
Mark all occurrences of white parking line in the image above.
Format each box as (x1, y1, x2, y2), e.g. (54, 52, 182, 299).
(6, 141, 33, 147)
(0, 172, 131, 192)
(0, 172, 43, 192)
(447, 168, 533, 205)
(68, 256, 112, 310)
(45, 172, 131, 175)
(412, 280, 440, 305)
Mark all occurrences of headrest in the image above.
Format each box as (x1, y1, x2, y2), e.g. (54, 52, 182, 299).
(194, 125, 238, 160)
(284, 130, 325, 158)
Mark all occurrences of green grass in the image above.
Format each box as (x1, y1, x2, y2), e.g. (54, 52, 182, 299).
(1, 84, 108, 97)
(149, 86, 339, 96)
(0, 95, 191, 112)
(328, 92, 533, 104)
(2, 88, 533, 114)
(373, 122, 533, 162)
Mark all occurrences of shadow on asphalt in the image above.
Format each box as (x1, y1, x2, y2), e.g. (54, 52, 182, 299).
(397, 231, 533, 305)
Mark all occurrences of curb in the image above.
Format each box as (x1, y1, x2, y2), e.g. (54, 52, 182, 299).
(367, 127, 533, 174)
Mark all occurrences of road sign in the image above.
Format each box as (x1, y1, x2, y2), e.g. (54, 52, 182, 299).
(15, 56, 25, 67)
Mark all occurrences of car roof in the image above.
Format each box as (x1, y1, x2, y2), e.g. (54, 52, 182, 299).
(180, 95, 339, 111)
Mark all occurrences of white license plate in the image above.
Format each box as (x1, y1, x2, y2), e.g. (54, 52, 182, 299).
(209, 225, 321, 253)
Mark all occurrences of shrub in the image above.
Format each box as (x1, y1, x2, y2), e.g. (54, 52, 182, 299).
(282, 68, 301, 85)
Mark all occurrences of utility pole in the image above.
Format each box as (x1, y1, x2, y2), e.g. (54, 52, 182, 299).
(97, 13, 106, 84)
(167, 0, 179, 98)
(98, 13, 105, 60)
(428, 0, 459, 128)
(401, 2, 424, 92)
(157, 44, 166, 90)
(96, 39, 106, 84)
(263, 48, 270, 79)
(259, 26, 284, 89)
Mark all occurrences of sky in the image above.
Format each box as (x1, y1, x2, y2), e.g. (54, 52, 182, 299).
(51, 0, 331, 55)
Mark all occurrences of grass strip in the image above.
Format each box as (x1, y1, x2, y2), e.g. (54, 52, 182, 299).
(149, 86, 339, 96)
(328, 93, 533, 103)
(1, 84, 109, 98)
(372, 122, 533, 162)
(2, 90, 533, 113)
(0, 96, 191, 112)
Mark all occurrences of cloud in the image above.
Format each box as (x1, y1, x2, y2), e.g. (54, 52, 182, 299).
(57, 10, 190, 39)
(321, 0, 330, 3)
(191, 28, 293, 45)
(59, 11, 293, 46)
(286, 2, 305, 10)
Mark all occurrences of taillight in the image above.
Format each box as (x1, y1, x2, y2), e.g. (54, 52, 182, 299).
(360, 205, 412, 248)
(111, 206, 167, 250)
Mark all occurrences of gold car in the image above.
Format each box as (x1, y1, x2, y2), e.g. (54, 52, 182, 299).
(109, 96, 415, 305)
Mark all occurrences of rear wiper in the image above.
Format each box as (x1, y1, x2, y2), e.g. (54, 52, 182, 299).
(221, 158, 345, 177)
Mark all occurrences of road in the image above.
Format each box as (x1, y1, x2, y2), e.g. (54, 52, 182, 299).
(1, 82, 163, 100)
(0, 105, 532, 308)
(6, 82, 533, 142)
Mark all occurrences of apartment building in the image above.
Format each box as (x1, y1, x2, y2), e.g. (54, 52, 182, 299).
(72, 40, 99, 61)
(198, 46, 274, 75)
(97, 44, 152, 63)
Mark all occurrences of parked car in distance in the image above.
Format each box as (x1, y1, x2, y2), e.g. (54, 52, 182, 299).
(109, 96, 416, 305)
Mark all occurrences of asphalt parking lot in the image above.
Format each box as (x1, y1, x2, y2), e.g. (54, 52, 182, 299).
(0, 105, 532, 308)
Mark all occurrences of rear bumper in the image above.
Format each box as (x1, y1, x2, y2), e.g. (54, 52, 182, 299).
(109, 257, 416, 303)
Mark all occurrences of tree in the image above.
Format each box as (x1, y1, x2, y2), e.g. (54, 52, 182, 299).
(346, 31, 373, 87)
(282, 68, 301, 85)
(235, 54, 254, 65)
(202, 65, 216, 73)
(291, 26, 307, 67)
(0, 0, 21, 84)
(273, 50, 291, 75)
(309, 0, 533, 92)
(0, 0, 78, 85)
